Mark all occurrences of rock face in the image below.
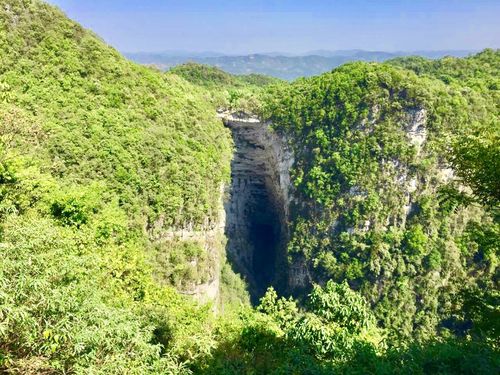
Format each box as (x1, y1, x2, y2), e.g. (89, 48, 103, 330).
(405, 108, 428, 154)
(219, 111, 293, 302)
(282, 105, 464, 293)
(147, 186, 227, 306)
(156, 107, 453, 305)
(146, 111, 295, 305)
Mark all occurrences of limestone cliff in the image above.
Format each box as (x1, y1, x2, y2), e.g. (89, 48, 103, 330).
(219, 111, 293, 301)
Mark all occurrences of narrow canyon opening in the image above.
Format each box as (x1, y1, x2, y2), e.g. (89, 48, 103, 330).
(222, 113, 289, 303)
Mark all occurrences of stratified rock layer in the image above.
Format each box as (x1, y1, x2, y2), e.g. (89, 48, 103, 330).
(220, 112, 293, 301)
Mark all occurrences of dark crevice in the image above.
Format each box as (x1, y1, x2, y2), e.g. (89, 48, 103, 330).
(223, 116, 287, 304)
(251, 223, 278, 289)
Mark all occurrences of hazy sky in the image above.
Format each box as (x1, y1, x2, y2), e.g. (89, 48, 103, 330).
(46, 0, 500, 54)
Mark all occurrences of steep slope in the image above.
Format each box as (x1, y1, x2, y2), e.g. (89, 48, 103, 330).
(0, 0, 232, 372)
(388, 49, 500, 206)
(220, 112, 293, 302)
(263, 56, 499, 341)
(0, 1, 498, 373)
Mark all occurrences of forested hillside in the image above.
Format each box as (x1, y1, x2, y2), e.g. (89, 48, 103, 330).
(263, 51, 499, 342)
(0, 0, 233, 372)
(0, 1, 498, 374)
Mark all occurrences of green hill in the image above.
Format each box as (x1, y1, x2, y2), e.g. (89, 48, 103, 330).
(168, 62, 278, 89)
(0, 0, 232, 372)
(0, 1, 498, 374)
(263, 55, 499, 341)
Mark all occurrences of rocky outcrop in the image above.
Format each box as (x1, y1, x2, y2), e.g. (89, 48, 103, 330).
(405, 108, 428, 154)
(151, 106, 456, 305)
(147, 186, 227, 306)
(219, 111, 293, 301)
(146, 110, 295, 305)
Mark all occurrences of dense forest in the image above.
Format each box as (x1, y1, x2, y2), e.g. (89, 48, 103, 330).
(0, 1, 498, 374)
(263, 50, 499, 341)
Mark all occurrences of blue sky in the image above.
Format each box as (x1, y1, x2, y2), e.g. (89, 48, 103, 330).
(46, 0, 500, 54)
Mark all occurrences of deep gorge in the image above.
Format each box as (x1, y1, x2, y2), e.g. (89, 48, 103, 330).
(2, 1, 498, 372)
(221, 112, 292, 302)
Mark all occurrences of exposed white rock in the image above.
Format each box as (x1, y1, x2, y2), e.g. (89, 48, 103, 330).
(179, 277, 220, 305)
(362, 220, 371, 232)
(406, 108, 427, 153)
(408, 177, 418, 193)
(288, 257, 311, 289)
(438, 167, 455, 183)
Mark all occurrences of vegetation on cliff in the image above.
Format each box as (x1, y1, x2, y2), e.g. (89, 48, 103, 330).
(0, 1, 230, 372)
(0, 1, 498, 374)
(263, 51, 499, 343)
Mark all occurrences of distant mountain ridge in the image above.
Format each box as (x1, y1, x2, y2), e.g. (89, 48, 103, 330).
(125, 49, 476, 80)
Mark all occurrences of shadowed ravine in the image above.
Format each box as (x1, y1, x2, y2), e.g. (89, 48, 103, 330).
(221, 112, 291, 303)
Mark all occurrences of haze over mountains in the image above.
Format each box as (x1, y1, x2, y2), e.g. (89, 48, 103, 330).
(125, 49, 475, 80)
